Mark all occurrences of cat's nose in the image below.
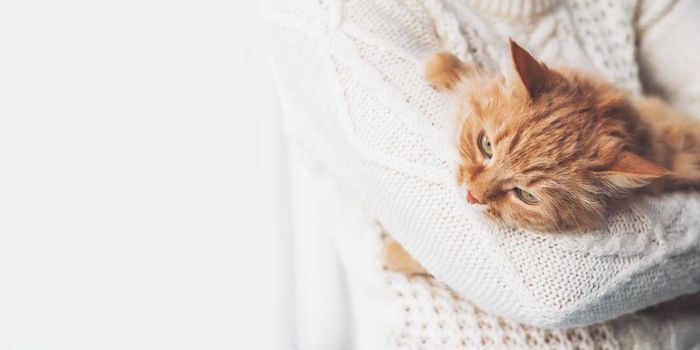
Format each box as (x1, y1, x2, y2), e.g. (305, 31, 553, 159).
(467, 191, 482, 204)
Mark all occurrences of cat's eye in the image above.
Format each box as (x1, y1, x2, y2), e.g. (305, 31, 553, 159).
(514, 187, 537, 204)
(478, 132, 493, 158)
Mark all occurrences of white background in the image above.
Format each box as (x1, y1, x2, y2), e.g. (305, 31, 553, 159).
(0, 1, 291, 349)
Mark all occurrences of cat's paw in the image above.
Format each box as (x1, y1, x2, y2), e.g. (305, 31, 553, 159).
(382, 234, 429, 276)
(424, 52, 469, 91)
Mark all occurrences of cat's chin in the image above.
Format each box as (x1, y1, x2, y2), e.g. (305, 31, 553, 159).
(460, 197, 493, 218)
(469, 203, 489, 214)
(469, 204, 551, 232)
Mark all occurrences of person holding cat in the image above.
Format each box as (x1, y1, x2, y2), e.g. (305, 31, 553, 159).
(266, 0, 700, 348)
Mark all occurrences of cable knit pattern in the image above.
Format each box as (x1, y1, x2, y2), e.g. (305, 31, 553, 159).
(299, 155, 699, 349)
(264, 0, 700, 328)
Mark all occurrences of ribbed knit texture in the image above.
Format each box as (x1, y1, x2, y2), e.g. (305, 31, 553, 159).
(265, 0, 700, 329)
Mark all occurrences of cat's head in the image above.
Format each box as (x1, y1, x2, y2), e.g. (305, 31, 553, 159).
(427, 40, 669, 232)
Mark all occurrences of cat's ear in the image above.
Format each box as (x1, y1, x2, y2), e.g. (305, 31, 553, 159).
(509, 39, 553, 100)
(425, 52, 472, 91)
(594, 151, 670, 190)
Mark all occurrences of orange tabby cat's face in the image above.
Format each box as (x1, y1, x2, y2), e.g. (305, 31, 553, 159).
(433, 41, 668, 232)
(455, 77, 618, 232)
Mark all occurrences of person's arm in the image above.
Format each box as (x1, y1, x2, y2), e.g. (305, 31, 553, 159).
(264, 0, 700, 328)
(637, 0, 700, 116)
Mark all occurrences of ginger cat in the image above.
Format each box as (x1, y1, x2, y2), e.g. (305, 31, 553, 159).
(384, 40, 700, 275)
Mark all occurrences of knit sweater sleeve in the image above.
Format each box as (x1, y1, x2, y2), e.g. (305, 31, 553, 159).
(637, 0, 700, 116)
(264, 0, 700, 328)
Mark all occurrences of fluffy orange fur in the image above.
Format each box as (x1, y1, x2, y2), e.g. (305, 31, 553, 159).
(384, 40, 700, 274)
(439, 40, 700, 232)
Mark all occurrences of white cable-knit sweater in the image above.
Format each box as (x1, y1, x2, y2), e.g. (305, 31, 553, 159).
(264, 0, 700, 331)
